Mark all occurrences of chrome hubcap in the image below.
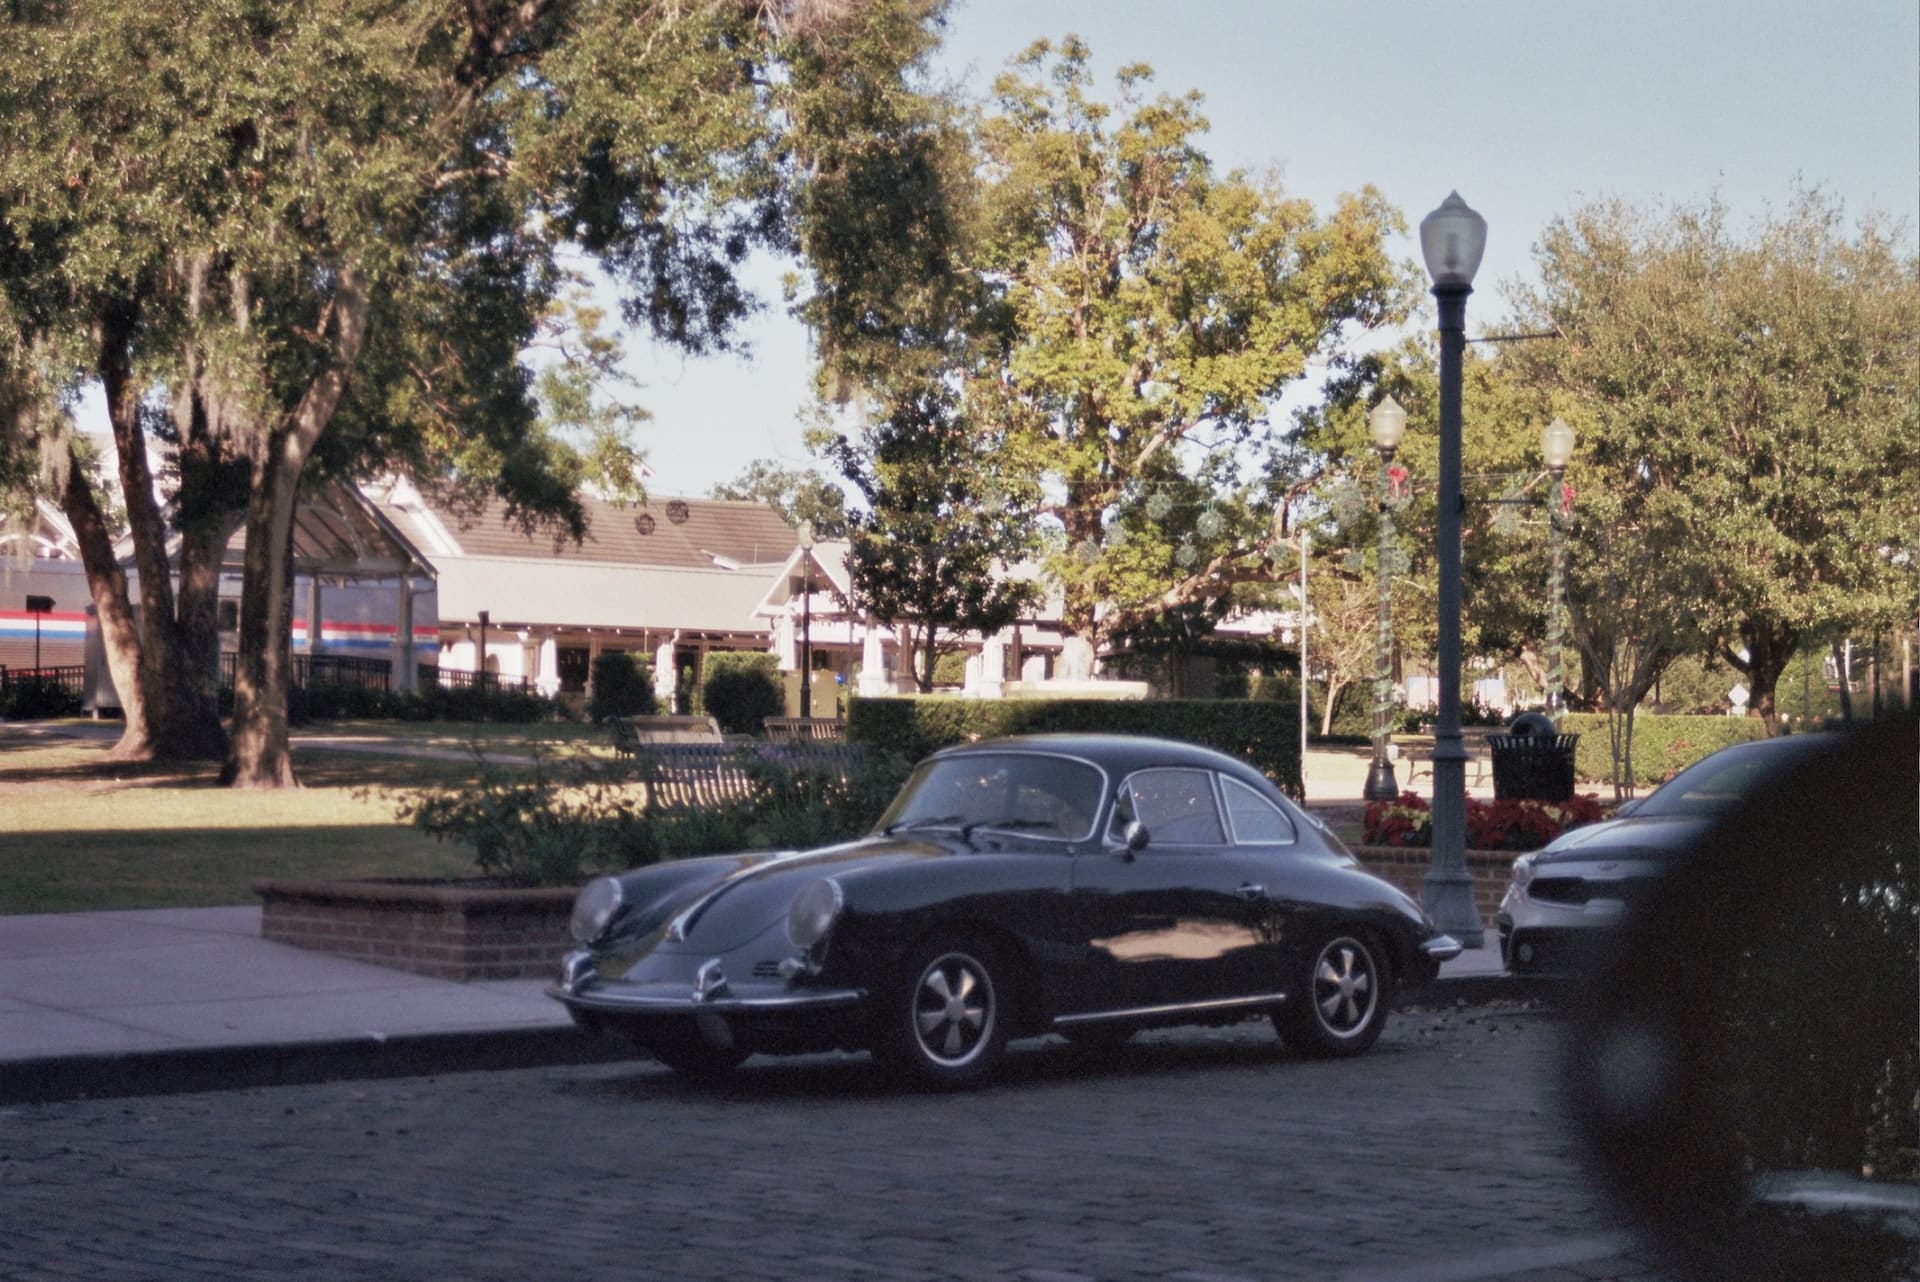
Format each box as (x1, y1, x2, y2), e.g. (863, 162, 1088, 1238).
(1314, 940, 1376, 1036)
(912, 953, 993, 1066)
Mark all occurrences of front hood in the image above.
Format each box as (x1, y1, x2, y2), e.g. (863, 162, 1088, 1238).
(1530, 815, 1711, 867)
(644, 835, 949, 953)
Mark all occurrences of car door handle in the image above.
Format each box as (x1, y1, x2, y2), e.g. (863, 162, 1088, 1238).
(1235, 883, 1266, 901)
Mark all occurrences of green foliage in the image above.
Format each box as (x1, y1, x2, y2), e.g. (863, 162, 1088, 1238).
(587, 653, 656, 723)
(848, 696, 1304, 798)
(1562, 712, 1768, 787)
(0, 677, 84, 720)
(281, 681, 569, 726)
(1502, 191, 1920, 724)
(701, 650, 783, 734)
(392, 747, 646, 887)
(709, 461, 849, 538)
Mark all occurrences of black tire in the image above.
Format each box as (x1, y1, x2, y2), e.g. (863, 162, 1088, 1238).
(874, 939, 1010, 1089)
(1275, 931, 1391, 1057)
(648, 1029, 751, 1079)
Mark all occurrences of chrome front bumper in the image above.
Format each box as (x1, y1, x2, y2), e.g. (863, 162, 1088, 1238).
(547, 949, 866, 1017)
(1420, 934, 1464, 964)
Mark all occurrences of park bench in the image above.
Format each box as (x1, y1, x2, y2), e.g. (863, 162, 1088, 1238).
(632, 741, 867, 814)
(761, 716, 845, 742)
(1397, 729, 1494, 791)
(606, 713, 723, 758)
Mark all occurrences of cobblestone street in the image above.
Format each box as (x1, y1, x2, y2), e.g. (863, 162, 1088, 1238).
(0, 1004, 1673, 1281)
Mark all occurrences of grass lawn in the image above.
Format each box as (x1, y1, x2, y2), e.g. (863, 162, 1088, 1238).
(0, 723, 584, 915)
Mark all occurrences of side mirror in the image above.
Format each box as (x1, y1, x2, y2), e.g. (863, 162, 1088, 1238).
(1568, 715, 1918, 1278)
(1121, 819, 1150, 854)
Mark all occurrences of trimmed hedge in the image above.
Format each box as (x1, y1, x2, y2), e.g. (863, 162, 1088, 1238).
(1563, 712, 1769, 786)
(587, 652, 656, 722)
(702, 650, 784, 734)
(847, 696, 1304, 798)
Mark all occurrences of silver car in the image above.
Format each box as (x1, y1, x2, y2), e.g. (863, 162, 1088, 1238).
(1497, 733, 1832, 975)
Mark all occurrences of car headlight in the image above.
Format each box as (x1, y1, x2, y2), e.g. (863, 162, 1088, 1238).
(571, 876, 625, 944)
(1509, 854, 1536, 892)
(786, 877, 843, 950)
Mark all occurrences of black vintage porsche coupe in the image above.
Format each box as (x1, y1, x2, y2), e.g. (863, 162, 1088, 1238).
(550, 734, 1460, 1087)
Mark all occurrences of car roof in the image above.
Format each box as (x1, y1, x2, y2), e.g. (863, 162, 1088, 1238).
(931, 733, 1269, 785)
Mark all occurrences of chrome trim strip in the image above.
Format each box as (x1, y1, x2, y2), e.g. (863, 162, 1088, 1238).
(1420, 934, 1464, 962)
(1052, 991, 1289, 1026)
(548, 985, 867, 1015)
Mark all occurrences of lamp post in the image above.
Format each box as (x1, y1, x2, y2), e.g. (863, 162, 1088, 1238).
(1363, 396, 1408, 802)
(1419, 191, 1487, 949)
(797, 521, 815, 720)
(25, 595, 53, 672)
(1541, 417, 1576, 724)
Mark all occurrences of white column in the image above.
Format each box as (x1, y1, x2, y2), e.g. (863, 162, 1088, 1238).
(392, 576, 415, 693)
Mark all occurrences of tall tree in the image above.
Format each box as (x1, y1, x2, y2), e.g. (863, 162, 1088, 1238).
(0, 0, 946, 784)
(1505, 192, 1920, 731)
(710, 459, 849, 537)
(965, 39, 1411, 656)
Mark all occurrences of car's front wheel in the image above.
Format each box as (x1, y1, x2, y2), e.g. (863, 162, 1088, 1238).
(1275, 931, 1391, 1057)
(874, 939, 1009, 1089)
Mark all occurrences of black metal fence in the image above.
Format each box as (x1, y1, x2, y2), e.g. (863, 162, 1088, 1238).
(417, 664, 533, 693)
(218, 653, 394, 692)
(0, 665, 87, 698)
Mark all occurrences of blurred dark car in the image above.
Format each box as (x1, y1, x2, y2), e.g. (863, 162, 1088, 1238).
(1496, 733, 1834, 975)
(551, 734, 1460, 1087)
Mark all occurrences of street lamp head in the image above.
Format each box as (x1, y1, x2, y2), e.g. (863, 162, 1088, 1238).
(1369, 395, 1408, 457)
(1420, 191, 1488, 290)
(1541, 417, 1576, 471)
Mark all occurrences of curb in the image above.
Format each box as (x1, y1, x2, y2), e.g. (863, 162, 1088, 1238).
(0, 1026, 631, 1108)
(3, 973, 1559, 1108)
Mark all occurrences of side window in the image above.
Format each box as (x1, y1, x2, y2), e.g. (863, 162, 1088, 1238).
(1119, 768, 1226, 847)
(1222, 777, 1298, 846)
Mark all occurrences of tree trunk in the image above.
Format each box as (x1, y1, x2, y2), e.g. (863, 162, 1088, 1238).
(1725, 620, 1796, 736)
(1831, 640, 1856, 723)
(222, 453, 301, 788)
(56, 456, 151, 759)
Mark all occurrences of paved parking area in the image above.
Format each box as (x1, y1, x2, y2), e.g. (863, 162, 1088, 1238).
(0, 1005, 1674, 1282)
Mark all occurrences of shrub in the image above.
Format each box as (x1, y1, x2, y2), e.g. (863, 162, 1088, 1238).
(1362, 790, 1606, 851)
(390, 745, 646, 886)
(0, 677, 84, 720)
(587, 652, 656, 723)
(849, 695, 1303, 799)
(1563, 712, 1767, 786)
(702, 650, 783, 734)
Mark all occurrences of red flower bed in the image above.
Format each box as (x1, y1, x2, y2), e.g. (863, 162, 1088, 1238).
(1363, 790, 1605, 851)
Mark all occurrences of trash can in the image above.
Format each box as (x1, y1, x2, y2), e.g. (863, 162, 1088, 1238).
(1489, 712, 1579, 801)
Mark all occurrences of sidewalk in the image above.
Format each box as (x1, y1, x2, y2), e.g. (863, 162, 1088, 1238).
(0, 730, 1523, 1106)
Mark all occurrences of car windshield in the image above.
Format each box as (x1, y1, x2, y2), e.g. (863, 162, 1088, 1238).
(876, 752, 1104, 842)
(1632, 742, 1810, 819)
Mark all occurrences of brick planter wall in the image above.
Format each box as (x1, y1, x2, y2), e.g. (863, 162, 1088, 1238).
(254, 878, 577, 981)
(1351, 846, 1520, 922)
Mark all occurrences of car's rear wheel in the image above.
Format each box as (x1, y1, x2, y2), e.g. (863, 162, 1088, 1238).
(647, 1029, 751, 1079)
(874, 939, 1009, 1089)
(1275, 931, 1391, 1057)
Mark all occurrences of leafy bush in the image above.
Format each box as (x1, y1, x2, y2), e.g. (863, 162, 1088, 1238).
(0, 677, 84, 719)
(1563, 712, 1767, 786)
(849, 695, 1303, 799)
(1362, 790, 1606, 851)
(389, 742, 912, 882)
(701, 650, 783, 734)
(390, 746, 646, 886)
(587, 652, 656, 722)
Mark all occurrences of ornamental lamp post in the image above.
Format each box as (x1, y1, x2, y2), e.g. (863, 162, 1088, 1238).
(797, 520, 815, 720)
(1418, 191, 1487, 949)
(1363, 396, 1408, 802)
(1541, 417, 1576, 724)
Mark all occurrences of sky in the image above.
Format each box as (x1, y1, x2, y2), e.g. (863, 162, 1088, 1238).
(626, 0, 1920, 500)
